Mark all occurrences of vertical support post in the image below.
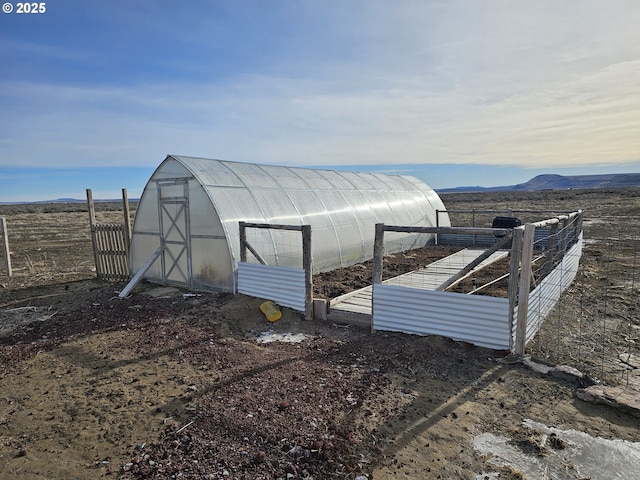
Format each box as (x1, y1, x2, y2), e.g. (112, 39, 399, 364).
(86, 188, 101, 279)
(472, 209, 477, 246)
(573, 210, 583, 245)
(371, 223, 385, 334)
(239, 222, 247, 262)
(372, 223, 385, 285)
(544, 220, 558, 275)
(558, 215, 569, 261)
(514, 223, 536, 356)
(507, 226, 523, 349)
(122, 188, 132, 255)
(1, 217, 11, 277)
(435, 210, 440, 245)
(302, 225, 313, 321)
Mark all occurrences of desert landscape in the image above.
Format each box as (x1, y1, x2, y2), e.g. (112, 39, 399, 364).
(0, 188, 639, 479)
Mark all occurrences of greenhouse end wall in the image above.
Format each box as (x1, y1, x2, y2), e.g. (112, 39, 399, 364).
(130, 155, 450, 292)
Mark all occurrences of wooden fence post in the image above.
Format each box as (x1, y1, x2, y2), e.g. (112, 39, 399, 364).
(122, 188, 132, 254)
(558, 215, 569, 260)
(239, 222, 247, 262)
(514, 223, 536, 356)
(372, 223, 385, 285)
(1, 217, 11, 277)
(86, 188, 101, 279)
(507, 226, 523, 343)
(302, 225, 313, 321)
(543, 220, 558, 275)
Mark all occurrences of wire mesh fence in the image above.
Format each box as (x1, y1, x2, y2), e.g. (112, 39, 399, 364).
(528, 236, 639, 388)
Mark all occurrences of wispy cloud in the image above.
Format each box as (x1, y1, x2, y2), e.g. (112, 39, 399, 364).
(1, 1, 639, 172)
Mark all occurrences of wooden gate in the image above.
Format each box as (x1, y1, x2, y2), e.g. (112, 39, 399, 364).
(87, 188, 132, 282)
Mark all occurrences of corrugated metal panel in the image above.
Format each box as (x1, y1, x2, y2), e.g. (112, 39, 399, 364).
(372, 284, 511, 350)
(237, 262, 306, 312)
(524, 235, 583, 343)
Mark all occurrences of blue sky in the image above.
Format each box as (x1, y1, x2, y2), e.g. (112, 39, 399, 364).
(1, 1, 639, 201)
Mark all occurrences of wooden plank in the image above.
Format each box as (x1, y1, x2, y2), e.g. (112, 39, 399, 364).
(326, 309, 371, 327)
(341, 295, 372, 308)
(103, 226, 115, 278)
(335, 302, 372, 314)
(118, 244, 165, 298)
(383, 225, 512, 237)
(437, 235, 512, 291)
(331, 286, 372, 306)
(241, 222, 305, 232)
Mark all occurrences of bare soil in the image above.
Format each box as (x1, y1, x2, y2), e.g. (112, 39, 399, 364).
(0, 190, 639, 479)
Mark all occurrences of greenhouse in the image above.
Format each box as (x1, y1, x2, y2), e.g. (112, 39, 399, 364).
(129, 155, 450, 292)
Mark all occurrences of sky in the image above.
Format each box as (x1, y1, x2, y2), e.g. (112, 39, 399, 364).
(1, 0, 639, 201)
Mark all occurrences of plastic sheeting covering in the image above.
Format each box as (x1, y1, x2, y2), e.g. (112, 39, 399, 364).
(130, 155, 450, 292)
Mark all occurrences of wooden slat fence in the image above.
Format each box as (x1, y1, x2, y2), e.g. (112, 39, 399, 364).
(87, 188, 132, 282)
(91, 223, 129, 281)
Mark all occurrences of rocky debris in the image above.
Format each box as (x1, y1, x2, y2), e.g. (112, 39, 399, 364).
(521, 357, 593, 387)
(119, 330, 390, 479)
(575, 385, 640, 418)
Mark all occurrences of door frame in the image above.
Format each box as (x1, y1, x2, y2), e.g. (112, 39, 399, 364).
(156, 178, 192, 286)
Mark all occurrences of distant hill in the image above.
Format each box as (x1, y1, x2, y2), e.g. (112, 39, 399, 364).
(437, 173, 640, 193)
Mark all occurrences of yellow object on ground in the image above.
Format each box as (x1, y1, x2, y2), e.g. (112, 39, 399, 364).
(260, 300, 282, 322)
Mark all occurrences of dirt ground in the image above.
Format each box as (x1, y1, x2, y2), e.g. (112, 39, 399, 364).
(0, 190, 639, 479)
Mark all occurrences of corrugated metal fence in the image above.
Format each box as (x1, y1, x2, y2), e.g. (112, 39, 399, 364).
(235, 212, 584, 355)
(372, 212, 584, 352)
(236, 222, 313, 320)
(237, 263, 306, 312)
(373, 285, 511, 349)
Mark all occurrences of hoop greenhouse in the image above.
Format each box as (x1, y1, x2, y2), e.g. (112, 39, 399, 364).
(129, 155, 451, 292)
